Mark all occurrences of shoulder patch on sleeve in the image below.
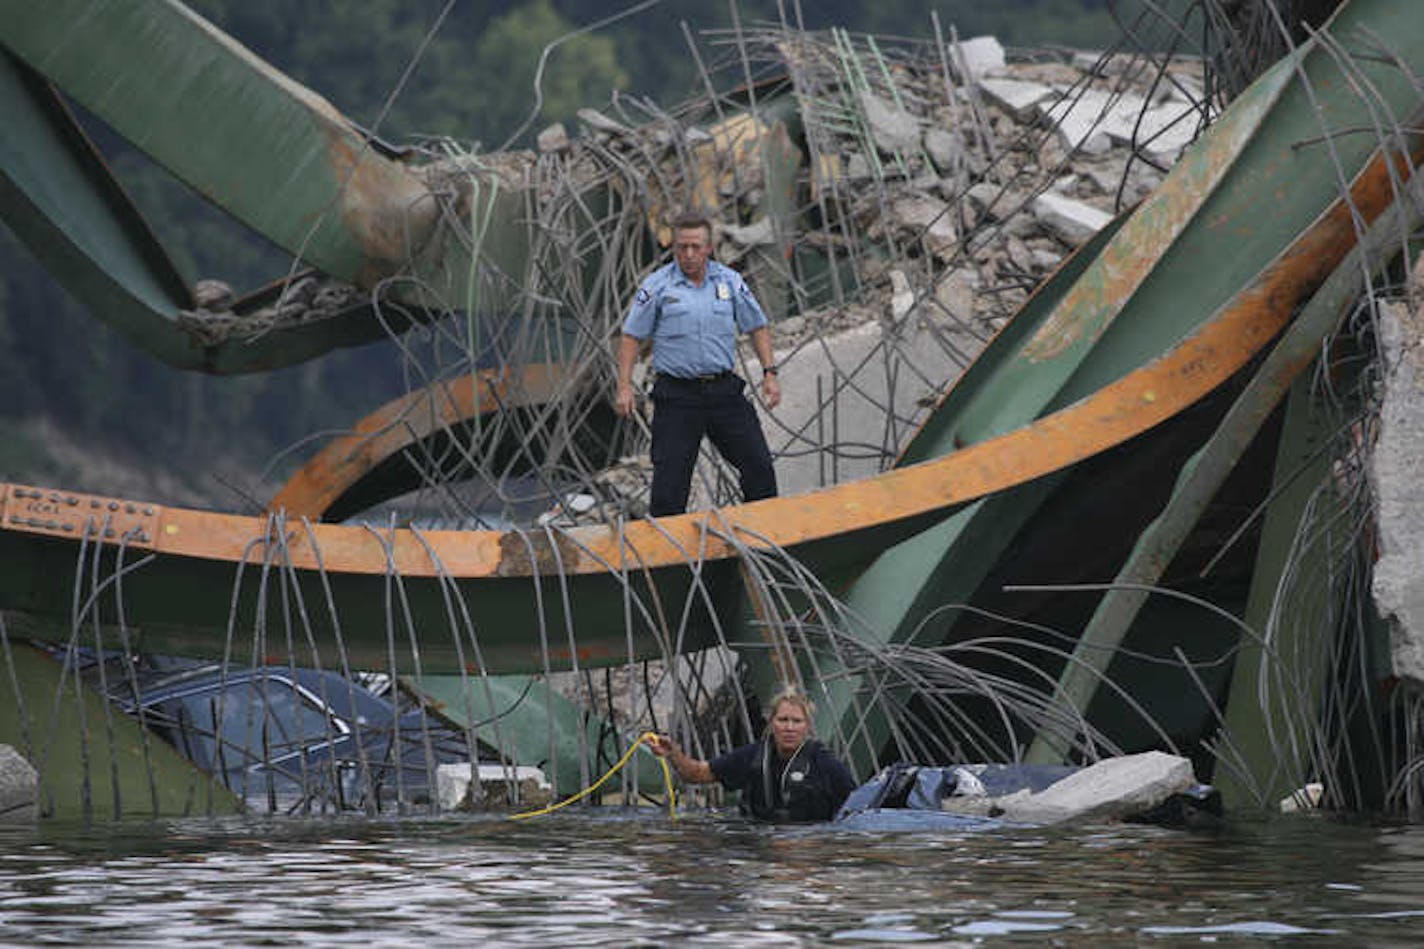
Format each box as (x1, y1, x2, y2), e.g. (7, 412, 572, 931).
(636, 287, 651, 305)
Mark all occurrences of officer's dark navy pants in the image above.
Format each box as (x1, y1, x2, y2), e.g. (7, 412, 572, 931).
(649, 374, 778, 516)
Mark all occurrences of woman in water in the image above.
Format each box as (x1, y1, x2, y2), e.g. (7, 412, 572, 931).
(647, 687, 855, 822)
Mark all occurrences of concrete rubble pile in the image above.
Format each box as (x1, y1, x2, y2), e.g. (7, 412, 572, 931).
(540, 31, 1207, 520)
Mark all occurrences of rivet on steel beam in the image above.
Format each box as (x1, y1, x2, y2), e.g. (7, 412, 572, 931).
(67, 497, 78, 506)
(108, 502, 119, 511)
(125, 503, 136, 514)
(144, 507, 155, 516)
(90, 500, 100, 509)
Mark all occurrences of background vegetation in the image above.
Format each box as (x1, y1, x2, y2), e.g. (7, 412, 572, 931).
(0, 0, 1116, 506)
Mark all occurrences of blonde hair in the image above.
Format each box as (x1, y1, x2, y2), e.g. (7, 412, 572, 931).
(763, 686, 815, 735)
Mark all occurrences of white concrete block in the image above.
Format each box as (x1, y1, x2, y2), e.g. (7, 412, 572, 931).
(0, 745, 37, 823)
(995, 751, 1196, 824)
(1369, 300, 1424, 687)
(859, 91, 921, 155)
(436, 763, 554, 811)
(954, 36, 1006, 81)
(1031, 192, 1113, 246)
(977, 78, 1056, 121)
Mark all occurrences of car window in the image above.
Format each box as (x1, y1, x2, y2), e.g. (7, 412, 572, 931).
(164, 677, 341, 771)
(262, 683, 337, 746)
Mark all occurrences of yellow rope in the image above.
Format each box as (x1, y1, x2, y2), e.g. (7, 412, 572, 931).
(509, 731, 677, 820)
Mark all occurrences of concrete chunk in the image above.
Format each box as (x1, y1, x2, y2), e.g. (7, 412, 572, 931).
(1101, 100, 1200, 164)
(1032, 192, 1113, 246)
(859, 91, 921, 155)
(890, 195, 957, 258)
(0, 745, 38, 823)
(953, 36, 1006, 81)
(923, 127, 965, 175)
(1369, 299, 1424, 687)
(1039, 88, 1130, 155)
(436, 763, 554, 811)
(977, 78, 1056, 121)
(934, 268, 978, 324)
(537, 122, 570, 153)
(993, 751, 1196, 824)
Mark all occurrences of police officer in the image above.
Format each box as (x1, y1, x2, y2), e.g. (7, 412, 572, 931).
(647, 687, 856, 822)
(615, 210, 780, 517)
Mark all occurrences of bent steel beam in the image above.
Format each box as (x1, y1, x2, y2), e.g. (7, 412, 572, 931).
(1026, 155, 1424, 767)
(1, 0, 435, 288)
(268, 363, 582, 522)
(821, 0, 1424, 768)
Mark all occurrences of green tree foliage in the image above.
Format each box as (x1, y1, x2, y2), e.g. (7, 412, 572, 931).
(468, 0, 629, 147)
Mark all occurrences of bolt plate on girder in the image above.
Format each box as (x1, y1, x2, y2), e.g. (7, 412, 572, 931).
(1, 484, 159, 547)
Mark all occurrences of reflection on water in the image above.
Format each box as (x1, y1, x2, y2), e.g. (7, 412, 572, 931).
(3, 812, 1424, 944)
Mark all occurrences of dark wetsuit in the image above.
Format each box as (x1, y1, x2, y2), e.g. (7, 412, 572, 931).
(709, 738, 856, 822)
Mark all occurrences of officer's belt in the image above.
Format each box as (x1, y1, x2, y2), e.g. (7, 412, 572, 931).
(660, 370, 734, 383)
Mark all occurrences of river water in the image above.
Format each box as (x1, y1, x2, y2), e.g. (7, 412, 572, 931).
(3, 810, 1424, 945)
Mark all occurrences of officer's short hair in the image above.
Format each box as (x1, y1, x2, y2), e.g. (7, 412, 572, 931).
(670, 209, 714, 241)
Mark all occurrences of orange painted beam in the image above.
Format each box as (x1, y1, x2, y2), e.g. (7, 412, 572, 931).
(1, 144, 1408, 590)
(266, 362, 576, 520)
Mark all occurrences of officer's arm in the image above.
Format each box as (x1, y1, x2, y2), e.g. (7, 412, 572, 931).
(615, 333, 642, 417)
(749, 326, 781, 409)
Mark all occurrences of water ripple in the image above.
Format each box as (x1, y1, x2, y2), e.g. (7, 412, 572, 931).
(1, 814, 1423, 944)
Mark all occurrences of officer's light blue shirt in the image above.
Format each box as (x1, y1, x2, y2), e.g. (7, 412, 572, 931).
(622, 260, 768, 379)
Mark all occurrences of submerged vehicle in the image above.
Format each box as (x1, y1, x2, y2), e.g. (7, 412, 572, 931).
(48, 649, 476, 813)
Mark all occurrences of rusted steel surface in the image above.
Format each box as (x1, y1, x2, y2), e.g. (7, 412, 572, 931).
(267, 363, 574, 520)
(1017, 60, 1290, 365)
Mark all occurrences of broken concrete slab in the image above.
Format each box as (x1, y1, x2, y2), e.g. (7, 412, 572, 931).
(890, 194, 958, 257)
(1032, 191, 1114, 246)
(923, 127, 965, 175)
(977, 77, 1057, 121)
(0, 745, 37, 823)
(537, 122, 570, 153)
(1369, 298, 1424, 688)
(1101, 100, 1200, 164)
(1040, 88, 1142, 156)
(436, 762, 554, 811)
(860, 90, 922, 156)
(953, 35, 1006, 82)
(945, 751, 1196, 824)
